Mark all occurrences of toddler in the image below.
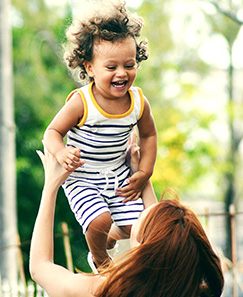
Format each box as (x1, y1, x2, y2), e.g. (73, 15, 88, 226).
(44, 0, 157, 270)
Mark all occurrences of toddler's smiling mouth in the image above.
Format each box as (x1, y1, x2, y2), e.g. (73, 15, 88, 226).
(111, 81, 127, 87)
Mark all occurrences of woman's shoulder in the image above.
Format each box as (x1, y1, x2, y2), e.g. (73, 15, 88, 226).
(66, 273, 105, 297)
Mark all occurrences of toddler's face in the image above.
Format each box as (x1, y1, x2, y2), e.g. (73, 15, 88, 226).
(85, 36, 137, 100)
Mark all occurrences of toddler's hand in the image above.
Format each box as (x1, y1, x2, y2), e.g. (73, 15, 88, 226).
(37, 141, 75, 187)
(116, 170, 149, 203)
(56, 146, 85, 171)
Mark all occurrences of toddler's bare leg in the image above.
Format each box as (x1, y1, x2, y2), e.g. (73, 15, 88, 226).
(85, 212, 112, 268)
(106, 224, 131, 250)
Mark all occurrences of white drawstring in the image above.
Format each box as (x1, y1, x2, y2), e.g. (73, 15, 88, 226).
(99, 169, 119, 195)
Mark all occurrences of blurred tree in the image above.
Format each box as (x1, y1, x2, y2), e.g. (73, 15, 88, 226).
(200, 0, 243, 260)
(0, 0, 17, 286)
(135, 0, 217, 198)
(12, 0, 90, 277)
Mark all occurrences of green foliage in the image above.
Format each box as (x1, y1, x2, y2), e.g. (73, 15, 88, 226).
(135, 0, 222, 200)
(13, 0, 90, 276)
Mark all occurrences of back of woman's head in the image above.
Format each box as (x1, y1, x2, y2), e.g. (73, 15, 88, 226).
(96, 199, 224, 297)
(136, 199, 224, 296)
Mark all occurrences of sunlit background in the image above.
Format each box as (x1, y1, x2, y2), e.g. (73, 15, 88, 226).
(1, 0, 243, 295)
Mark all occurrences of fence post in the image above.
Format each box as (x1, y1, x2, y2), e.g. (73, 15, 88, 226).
(204, 207, 209, 234)
(16, 233, 28, 297)
(61, 222, 73, 272)
(0, 273, 2, 297)
(230, 204, 237, 297)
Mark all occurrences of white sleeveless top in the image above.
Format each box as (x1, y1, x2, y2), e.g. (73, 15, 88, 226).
(66, 82, 144, 179)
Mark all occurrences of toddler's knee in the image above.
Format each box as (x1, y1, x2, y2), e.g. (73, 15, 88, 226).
(88, 212, 112, 233)
(120, 225, 132, 238)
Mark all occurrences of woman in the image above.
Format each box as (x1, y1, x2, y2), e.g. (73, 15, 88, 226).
(29, 144, 224, 297)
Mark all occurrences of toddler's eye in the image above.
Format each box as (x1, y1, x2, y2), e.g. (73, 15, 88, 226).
(125, 64, 135, 69)
(106, 66, 116, 70)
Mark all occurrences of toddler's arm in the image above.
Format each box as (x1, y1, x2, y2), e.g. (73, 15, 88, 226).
(44, 92, 85, 171)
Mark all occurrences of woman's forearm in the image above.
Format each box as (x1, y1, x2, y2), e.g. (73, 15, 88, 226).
(28, 149, 89, 297)
(29, 183, 58, 280)
(142, 180, 158, 208)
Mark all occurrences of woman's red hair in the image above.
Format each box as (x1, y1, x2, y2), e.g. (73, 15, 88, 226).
(95, 199, 224, 297)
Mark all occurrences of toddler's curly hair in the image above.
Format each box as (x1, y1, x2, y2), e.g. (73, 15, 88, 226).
(63, 0, 148, 82)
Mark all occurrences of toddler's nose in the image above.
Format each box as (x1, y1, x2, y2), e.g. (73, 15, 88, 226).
(116, 67, 127, 78)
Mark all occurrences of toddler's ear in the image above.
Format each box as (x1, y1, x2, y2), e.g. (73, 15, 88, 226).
(84, 61, 94, 78)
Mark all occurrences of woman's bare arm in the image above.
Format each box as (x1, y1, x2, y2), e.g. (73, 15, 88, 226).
(29, 144, 102, 297)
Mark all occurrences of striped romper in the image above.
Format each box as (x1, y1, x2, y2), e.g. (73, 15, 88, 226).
(62, 82, 145, 234)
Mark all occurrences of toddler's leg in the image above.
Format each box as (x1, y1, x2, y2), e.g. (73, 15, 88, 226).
(85, 212, 112, 268)
(106, 224, 131, 250)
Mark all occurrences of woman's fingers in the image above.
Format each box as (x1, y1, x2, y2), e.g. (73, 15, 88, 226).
(36, 149, 46, 167)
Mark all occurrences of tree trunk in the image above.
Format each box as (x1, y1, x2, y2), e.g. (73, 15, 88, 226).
(0, 0, 18, 286)
(224, 41, 238, 260)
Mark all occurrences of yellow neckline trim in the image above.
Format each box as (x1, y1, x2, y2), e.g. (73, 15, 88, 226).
(88, 82, 134, 119)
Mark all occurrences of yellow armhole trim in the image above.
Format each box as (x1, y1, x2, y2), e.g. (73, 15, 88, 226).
(88, 82, 134, 118)
(137, 87, 145, 120)
(65, 89, 88, 127)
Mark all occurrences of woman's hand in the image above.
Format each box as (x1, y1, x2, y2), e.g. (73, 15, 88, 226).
(36, 141, 75, 188)
(126, 128, 140, 174)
